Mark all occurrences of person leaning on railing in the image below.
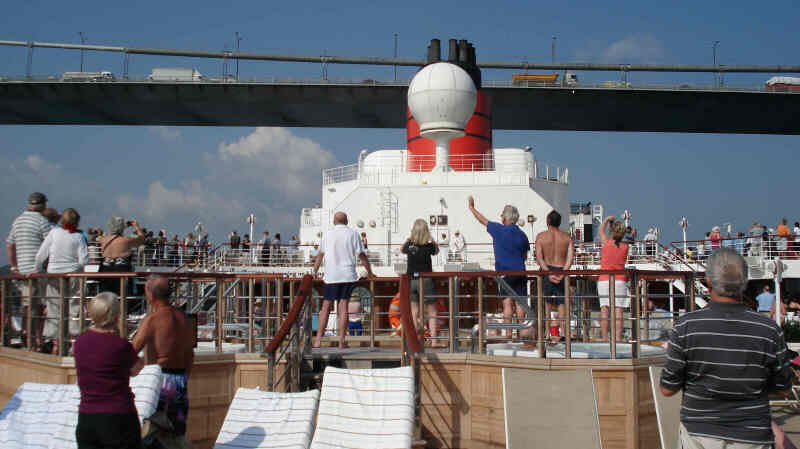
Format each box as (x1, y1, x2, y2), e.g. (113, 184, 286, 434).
(33, 208, 88, 354)
(99, 216, 145, 294)
(74, 292, 144, 449)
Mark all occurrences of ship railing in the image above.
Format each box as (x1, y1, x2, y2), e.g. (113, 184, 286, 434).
(0, 269, 701, 360)
(667, 234, 800, 266)
(87, 241, 215, 270)
(321, 153, 568, 185)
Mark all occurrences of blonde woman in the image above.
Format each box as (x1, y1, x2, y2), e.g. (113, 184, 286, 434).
(598, 216, 630, 342)
(401, 219, 442, 347)
(74, 292, 143, 449)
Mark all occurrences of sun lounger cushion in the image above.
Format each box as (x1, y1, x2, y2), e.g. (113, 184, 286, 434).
(0, 364, 162, 449)
(310, 366, 415, 449)
(214, 388, 320, 449)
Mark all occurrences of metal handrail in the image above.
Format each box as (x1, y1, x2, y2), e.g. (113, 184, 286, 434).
(265, 275, 313, 392)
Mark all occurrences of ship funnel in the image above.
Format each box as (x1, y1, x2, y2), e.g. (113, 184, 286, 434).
(426, 39, 441, 64)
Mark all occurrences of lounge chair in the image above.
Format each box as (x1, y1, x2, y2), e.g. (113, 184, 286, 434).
(0, 364, 162, 449)
(214, 388, 320, 449)
(310, 366, 415, 449)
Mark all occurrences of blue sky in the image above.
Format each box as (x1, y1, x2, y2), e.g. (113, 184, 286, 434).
(0, 0, 798, 262)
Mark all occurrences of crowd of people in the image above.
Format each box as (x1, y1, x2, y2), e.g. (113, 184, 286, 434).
(686, 219, 800, 261)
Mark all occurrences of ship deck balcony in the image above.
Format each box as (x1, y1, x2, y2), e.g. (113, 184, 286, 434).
(321, 151, 568, 187)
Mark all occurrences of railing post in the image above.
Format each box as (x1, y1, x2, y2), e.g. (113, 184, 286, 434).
(536, 275, 545, 358)
(267, 353, 275, 391)
(277, 278, 284, 330)
(688, 273, 696, 312)
(369, 279, 376, 348)
(79, 277, 86, 334)
(265, 278, 273, 339)
(609, 274, 617, 359)
(631, 272, 640, 360)
(564, 275, 571, 359)
(26, 278, 33, 351)
(216, 278, 224, 352)
(119, 277, 127, 339)
(57, 277, 66, 356)
(448, 276, 456, 352)
(417, 277, 425, 333)
(248, 279, 255, 353)
(477, 276, 485, 354)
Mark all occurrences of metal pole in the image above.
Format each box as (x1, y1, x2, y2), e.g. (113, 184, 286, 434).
(632, 273, 641, 360)
(564, 275, 571, 359)
(57, 277, 66, 356)
(26, 42, 33, 79)
(26, 278, 33, 351)
(122, 51, 129, 80)
(216, 279, 224, 352)
(369, 279, 376, 348)
(551, 36, 556, 64)
(477, 276, 484, 354)
(248, 279, 254, 353)
(712, 41, 720, 88)
(119, 277, 127, 339)
(393, 33, 398, 82)
(609, 274, 617, 359)
(536, 275, 545, 358)
(235, 32, 241, 81)
(79, 277, 86, 334)
(79, 32, 86, 72)
(688, 274, 696, 312)
(448, 276, 455, 352)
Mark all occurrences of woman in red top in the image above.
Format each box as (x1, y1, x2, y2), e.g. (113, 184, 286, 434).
(598, 216, 630, 342)
(74, 292, 144, 449)
(709, 226, 722, 250)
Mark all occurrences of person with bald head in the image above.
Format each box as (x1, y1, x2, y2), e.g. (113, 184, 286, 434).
(312, 211, 375, 348)
(132, 275, 194, 436)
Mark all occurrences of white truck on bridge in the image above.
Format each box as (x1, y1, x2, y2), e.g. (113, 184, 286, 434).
(148, 68, 204, 82)
(61, 71, 115, 82)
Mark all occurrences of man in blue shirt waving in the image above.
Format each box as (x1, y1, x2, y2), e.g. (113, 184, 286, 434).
(468, 196, 531, 338)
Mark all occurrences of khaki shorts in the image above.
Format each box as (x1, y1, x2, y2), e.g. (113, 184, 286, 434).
(678, 423, 771, 449)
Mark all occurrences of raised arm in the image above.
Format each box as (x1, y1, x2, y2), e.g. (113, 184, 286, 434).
(598, 216, 613, 245)
(468, 196, 489, 227)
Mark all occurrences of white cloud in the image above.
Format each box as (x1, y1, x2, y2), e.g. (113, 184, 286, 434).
(116, 127, 338, 241)
(600, 35, 665, 63)
(147, 126, 181, 142)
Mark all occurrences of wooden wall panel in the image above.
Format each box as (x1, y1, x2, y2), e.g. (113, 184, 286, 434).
(419, 363, 468, 449)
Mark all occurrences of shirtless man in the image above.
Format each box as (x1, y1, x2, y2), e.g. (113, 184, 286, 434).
(534, 210, 574, 339)
(132, 276, 194, 436)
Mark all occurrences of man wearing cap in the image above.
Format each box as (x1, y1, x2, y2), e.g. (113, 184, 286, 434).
(6, 192, 54, 348)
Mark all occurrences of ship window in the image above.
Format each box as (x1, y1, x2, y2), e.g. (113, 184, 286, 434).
(437, 215, 448, 226)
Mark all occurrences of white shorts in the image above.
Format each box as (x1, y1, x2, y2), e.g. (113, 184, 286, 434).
(597, 280, 630, 308)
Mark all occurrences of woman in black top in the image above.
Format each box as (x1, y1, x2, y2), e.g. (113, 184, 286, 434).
(401, 219, 442, 347)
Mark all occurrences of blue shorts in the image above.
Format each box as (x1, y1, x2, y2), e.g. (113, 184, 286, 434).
(498, 276, 527, 299)
(542, 265, 565, 306)
(323, 282, 357, 301)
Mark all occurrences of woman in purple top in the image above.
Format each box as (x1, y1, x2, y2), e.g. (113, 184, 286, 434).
(74, 292, 144, 449)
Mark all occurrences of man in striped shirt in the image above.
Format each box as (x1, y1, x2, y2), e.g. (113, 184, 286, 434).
(5, 192, 53, 348)
(660, 247, 793, 448)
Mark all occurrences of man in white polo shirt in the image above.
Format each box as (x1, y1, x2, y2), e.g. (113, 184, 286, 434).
(312, 211, 374, 348)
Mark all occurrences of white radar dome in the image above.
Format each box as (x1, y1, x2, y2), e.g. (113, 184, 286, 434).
(407, 62, 477, 138)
